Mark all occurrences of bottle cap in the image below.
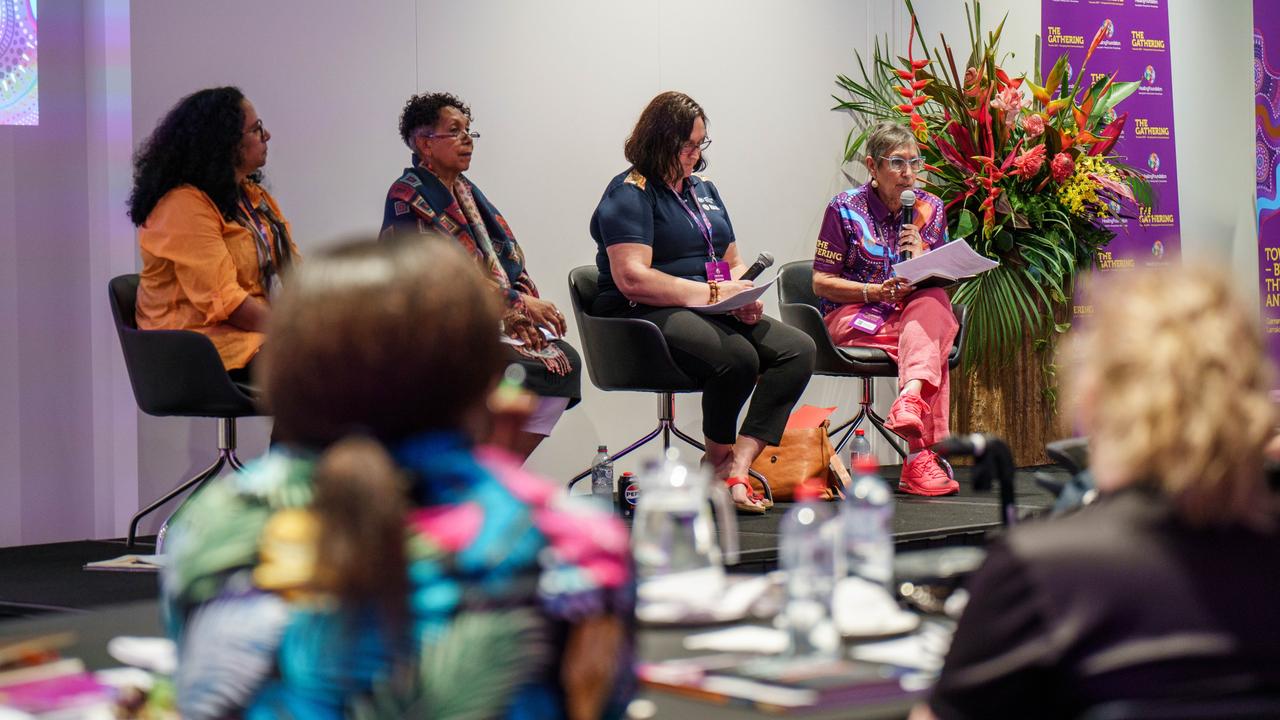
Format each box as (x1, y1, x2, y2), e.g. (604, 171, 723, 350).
(597, 445, 607, 452)
(794, 477, 828, 501)
(855, 429, 866, 436)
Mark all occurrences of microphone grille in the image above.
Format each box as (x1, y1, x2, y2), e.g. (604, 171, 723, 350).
(900, 189, 917, 207)
(760, 251, 775, 267)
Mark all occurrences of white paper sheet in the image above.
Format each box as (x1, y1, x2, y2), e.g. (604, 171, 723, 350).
(892, 239, 998, 286)
(688, 273, 778, 313)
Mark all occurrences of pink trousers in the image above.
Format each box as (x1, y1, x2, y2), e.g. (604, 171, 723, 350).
(824, 288, 959, 450)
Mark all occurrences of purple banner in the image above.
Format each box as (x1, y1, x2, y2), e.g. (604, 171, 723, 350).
(1255, 0, 1280, 394)
(1043, 0, 1181, 315)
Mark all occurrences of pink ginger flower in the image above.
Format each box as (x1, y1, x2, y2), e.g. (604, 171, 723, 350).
(1050, 152, 1075, 182)
(1011, 145, 1047, 179)
(990, 86, 1025, 129)
(1022, 113, 1046, 138)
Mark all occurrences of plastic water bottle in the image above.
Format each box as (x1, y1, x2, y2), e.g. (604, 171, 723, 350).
(778, 479, 841, 660)
(590, 445, 614, 500)
(849, 428, 872, 469)
(841, 457, 894, 589)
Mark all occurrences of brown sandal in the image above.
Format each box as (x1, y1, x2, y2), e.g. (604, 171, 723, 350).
(725, 476, 767, 515)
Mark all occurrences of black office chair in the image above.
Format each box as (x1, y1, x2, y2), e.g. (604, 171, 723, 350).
(566, 266, 770, 501)
(108, 274, 261, 547)
(776, 260, 966, 459)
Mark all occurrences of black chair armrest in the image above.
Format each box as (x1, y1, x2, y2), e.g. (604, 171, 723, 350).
(779, 300, 861, 375)
(575, 313, 700, 393)
(118, 327, 259, 418)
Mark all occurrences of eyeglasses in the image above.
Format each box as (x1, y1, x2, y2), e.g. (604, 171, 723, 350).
(423, 128, 481, 143)
(244, 119, 267, 141)
(881, 155, 925, 172)
(681, 137, 712, 154)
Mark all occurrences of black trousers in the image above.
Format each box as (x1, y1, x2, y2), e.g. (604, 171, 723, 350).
(616, 306, 815, 446)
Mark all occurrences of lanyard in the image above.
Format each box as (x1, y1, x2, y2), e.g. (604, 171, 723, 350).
(238, 192, 279, 292)
(869, 208, 904, 278)
(669, 181, 716, 261)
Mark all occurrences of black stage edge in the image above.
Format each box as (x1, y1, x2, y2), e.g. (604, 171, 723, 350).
(0, 465, 1061, 620)
(0, 538, 159, 619)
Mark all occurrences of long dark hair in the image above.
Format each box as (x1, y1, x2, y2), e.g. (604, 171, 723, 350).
(624, 91, 708, 184)
(128, 86, 250, 225)
(261, 235, 505, 618)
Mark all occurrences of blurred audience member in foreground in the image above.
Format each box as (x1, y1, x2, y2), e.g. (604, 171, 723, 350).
(916, 267, 1280, 720)
(162, 236, 633, 720)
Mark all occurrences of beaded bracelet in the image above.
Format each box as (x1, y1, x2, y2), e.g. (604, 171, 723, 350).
(862, 283, 870, 303)
(708, 280, 720, 304)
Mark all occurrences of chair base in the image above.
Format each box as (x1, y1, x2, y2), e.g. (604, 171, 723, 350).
(568, 392, 772, 503)
(829, 376, 908, 460)
(127, 417, 247, 549)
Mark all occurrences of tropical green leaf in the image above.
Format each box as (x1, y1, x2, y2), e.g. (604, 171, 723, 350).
(420, 610, 551, 720)
(954, 209, 978, 240)
(1093, 81, 1139, 120)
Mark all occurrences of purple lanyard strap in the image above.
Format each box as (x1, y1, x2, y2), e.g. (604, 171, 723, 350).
(670, 182, 716, 261)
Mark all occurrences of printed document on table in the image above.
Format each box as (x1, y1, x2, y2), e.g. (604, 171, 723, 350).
(689, 274, 777, 313)
(892, 240, 998, 287)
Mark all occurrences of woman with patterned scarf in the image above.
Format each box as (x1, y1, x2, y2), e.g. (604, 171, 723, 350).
(380, 92, 581, 461)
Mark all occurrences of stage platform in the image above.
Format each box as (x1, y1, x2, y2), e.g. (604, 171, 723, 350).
(0, 464, 1061, 620)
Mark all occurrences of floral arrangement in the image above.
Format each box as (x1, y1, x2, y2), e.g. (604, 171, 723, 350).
(834, 0, 1152, 367)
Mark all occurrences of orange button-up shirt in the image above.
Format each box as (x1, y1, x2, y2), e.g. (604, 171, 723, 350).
(136, 182, 299, 370)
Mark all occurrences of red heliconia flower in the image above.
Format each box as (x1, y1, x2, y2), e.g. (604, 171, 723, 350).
(995, 68, 1023, 89)
(1083, 23, 1107, 69)
(897, 86, 915, 98)
(895, 69, 916, 81)
(909, 112, 929, 142)
(897, 103, 915, 114)
(911, 79, 930, 91)
(1050, 152, 1075, 182)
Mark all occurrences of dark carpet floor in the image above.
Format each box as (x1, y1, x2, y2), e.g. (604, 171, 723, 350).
(0, 465, 1061, 620)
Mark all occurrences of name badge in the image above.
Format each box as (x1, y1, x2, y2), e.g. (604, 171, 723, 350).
(849, 302, 894, 335)
(705, 260, 732, 282)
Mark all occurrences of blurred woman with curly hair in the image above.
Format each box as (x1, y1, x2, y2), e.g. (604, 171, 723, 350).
(128, 86, 299, 378)
(917, 267, 1280, 720)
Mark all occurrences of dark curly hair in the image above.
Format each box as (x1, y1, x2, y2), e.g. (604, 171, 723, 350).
(398, 92, 472, 151)
(624, 91, 708, 185)
(128, 86, 253, 226)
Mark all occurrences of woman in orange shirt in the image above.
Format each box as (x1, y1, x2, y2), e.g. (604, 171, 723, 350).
(128, 86, 300, 380)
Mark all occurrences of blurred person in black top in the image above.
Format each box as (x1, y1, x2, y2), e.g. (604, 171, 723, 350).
(916, 266, 1280, 720)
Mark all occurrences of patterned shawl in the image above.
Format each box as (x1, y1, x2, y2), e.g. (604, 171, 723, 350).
(380, 162, 570, 375)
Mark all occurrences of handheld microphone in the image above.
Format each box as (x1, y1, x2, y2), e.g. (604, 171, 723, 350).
(740, 251, 775, 281)
(899, 190, 917, 260)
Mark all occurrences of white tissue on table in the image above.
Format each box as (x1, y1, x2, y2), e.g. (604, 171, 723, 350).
(682, 625, 789, 654)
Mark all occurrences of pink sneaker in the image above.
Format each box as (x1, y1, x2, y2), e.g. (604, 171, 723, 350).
(885, 392, 929, 442)
(899, 450, 959, 496)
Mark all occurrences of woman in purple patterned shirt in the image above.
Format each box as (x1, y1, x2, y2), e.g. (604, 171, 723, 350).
(811, 122, 959, 496)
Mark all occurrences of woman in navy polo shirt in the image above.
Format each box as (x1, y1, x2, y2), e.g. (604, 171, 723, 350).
(590, 91, 815, 513)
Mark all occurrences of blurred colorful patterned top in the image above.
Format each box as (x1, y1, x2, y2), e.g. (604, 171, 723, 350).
(161, 433, 635, 720)
(812, 183, 948, 316)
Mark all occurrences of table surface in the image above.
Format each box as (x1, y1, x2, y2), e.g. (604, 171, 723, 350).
(0, 600, 915, 719)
